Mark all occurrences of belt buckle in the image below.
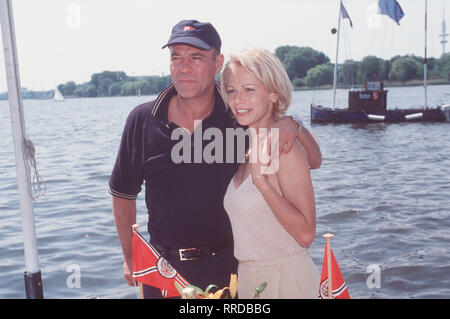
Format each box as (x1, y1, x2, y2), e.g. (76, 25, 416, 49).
(179, 248, 197, 261)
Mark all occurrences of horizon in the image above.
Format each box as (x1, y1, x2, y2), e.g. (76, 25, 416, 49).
(0, 0, 448, 92)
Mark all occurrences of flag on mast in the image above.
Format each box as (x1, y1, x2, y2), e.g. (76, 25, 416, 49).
(132, 226, 190, 298)
(341, 3, 353, 28)
(318, 241, 350, 299)
(378, 0, 405, 25)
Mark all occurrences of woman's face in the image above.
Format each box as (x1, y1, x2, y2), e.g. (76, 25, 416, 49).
(224, 63, 278, 129)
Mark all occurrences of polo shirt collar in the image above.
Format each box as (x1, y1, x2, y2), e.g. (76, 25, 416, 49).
(151, 82, 227, 125)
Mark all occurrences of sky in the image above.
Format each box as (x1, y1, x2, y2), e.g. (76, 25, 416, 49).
(0, 0, 448, 92)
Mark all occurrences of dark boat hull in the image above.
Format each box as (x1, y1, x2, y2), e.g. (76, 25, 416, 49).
(310, 104, 447, 123)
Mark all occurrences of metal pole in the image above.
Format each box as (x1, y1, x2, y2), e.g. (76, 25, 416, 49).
(0, 0, 43, 298)
(424, 0, 428, 109)
(332, 0, 343, 110)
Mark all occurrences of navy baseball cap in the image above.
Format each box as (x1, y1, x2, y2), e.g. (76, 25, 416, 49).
(162, 20, 221, 51)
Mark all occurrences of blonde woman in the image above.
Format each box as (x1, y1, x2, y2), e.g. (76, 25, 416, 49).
(221, 49, 320, 299)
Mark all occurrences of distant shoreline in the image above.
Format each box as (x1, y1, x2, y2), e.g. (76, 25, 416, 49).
(294, 79, 450, 91)
(2, 45, 450, 101)
(1, 79, 449, 101)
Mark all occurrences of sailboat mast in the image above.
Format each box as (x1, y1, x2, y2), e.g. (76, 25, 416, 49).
(424, 0, 428, 109)
(0, 0, 44, 298)
(332, 0, 343, 110)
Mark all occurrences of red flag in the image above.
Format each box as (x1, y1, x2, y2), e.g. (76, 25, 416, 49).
(132, 227, 190, 298)
(318, 242, 350, 299)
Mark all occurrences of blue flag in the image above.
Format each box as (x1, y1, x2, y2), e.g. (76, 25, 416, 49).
(341, 3, 353, 28)
(378, 0, 405, 25)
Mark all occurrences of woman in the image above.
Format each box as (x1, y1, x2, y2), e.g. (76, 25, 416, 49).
(221, 49, 320, 299)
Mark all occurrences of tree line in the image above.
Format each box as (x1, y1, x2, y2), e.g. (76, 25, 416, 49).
(0, 71, 172, 100)
(1, 46, 449, 100)
(57, 47, 450, 98)
(57, 71, 172, 98)
(275, 45, 450, 88)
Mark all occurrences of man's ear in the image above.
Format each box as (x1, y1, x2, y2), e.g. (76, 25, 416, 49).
(215, 53, 225, 75)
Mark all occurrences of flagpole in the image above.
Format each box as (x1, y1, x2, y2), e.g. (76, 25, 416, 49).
(323, 233, 334, 299)
(132, 224, 145, 299)
(0, 0, 43, 299)
(332, 0, 343, 110)
(424, 0, 428, 109)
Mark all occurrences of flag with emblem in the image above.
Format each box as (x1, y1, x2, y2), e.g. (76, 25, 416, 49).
(132, 225, 190, 298)
(318, 238, 350, 299)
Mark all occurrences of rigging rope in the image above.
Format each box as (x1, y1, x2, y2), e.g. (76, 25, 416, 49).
(23, 138, 46, 200)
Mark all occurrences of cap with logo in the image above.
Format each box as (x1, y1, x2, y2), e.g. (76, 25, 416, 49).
(162, 19, 221, 52)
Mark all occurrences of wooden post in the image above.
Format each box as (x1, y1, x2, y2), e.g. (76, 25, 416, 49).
(323, 233, 334, 299)
(132, 224, 144, 299)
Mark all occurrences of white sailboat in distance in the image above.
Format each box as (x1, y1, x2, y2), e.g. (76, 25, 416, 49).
(54, 85, 64, 101)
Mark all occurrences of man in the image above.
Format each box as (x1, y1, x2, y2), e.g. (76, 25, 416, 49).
(109, 19, 322, 298)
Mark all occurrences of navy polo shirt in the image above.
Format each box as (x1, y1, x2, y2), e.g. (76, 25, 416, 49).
(109, 83, 240, 249)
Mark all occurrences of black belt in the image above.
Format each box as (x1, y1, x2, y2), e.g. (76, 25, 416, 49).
(151, 240, 229, 261)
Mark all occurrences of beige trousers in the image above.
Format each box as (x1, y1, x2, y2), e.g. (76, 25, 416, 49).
(237, 250, 320, 299)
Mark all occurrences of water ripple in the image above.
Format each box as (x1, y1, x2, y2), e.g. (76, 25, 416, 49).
(1, 87, 449, 298)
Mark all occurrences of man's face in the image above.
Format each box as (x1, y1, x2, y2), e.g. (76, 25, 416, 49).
(169, 44, 223, 99)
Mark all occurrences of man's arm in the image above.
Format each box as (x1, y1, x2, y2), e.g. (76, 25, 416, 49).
(112, 196, 137, 286)
(271, 116, 322, 169)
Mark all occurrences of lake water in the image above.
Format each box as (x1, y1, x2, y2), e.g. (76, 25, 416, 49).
(0, 85, 449, 299)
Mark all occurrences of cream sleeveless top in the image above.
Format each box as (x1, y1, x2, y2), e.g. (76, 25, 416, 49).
(223, 174, 307, 262)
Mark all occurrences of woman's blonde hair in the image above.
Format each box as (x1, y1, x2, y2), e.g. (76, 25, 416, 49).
(220, 49, 292, 120)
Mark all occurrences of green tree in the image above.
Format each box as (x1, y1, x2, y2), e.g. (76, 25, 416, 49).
(389, 56, 421, 82)
(438, 53, 450, 81)
(120, 81, 137, 96)
(338, 60, 359, 86)
(358, 55, 384, 82)
(292, 77, 305, 88)
(90, 73, 100, 88)
(426, 57, 440, 78)
(108, 83, 122, 96)
(86, 85, 97, 97)
(90, 71, 127, 89)
(98, 78, 113, 96)
(275, 46, 329, 80)
(305, 64, 334, 87)
(274, 45, 295, 63)
(378, 59, 391, 81)
(73, 85, 87, 97)
(59, 81, 76, 96)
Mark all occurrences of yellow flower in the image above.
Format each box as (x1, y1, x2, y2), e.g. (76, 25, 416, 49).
(206, 288, 226, 299)
(175, 273, 239, 299)
(229, 274, 238, 299)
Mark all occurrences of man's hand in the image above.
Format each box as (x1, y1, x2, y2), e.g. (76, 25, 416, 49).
(123, 260, 136, 286)
(112, 196, 137, 286)
(270, 116, 298, 156)
(270, 116, 322, 169)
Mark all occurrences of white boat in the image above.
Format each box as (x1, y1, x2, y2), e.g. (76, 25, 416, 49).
(54, 85, 64, 101)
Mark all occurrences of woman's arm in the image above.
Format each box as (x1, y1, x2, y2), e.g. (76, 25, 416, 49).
(298, 125, 322, 169)
(251, 141, 316, 247)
